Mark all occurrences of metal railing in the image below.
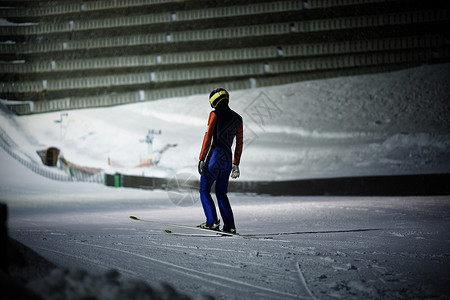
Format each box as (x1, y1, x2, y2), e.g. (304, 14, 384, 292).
(1, 46, 443, 94)
(0, 1, 302, 36)
(1, 35, 443, 74)
(0, 0, 177, 18)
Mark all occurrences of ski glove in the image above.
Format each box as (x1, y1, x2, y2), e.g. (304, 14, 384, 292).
(231, 164, 240, 179)
(198, 160, 205, 175)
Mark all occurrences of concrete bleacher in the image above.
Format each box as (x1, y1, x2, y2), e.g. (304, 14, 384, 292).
(1, 0, 449, 114)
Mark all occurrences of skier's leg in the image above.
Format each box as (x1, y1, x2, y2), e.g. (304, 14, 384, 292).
(217, 194, 235, 231)
(215, 166, 235, 231)
(199, 171, 218, 226)
(199, 150, 223, 227)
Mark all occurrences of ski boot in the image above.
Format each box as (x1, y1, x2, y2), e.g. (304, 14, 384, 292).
(197, 220, 220, 231)
(222, 228, 237, 235)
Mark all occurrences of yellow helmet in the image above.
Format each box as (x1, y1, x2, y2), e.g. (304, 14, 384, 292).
(209, 88, 229, 108)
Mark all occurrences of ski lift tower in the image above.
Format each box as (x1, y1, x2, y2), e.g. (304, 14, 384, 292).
(140, 129, 161, 164)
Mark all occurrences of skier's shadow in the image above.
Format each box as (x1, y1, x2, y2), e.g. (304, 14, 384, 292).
(247, 228, 384, 237)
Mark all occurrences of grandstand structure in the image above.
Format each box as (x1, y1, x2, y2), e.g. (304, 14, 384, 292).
(1, 0, 449, 115)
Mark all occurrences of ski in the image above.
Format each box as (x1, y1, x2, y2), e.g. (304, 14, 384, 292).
(129, 215, 233, 235)
(129, 216, 272, 239)
(163, 229, 223, 237)
(163, 229, 272, 240)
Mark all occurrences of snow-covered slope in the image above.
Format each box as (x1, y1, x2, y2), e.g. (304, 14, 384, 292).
(1, 63, 449, 182)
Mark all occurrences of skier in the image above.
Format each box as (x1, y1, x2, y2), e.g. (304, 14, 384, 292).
(197, 88, 243, 234)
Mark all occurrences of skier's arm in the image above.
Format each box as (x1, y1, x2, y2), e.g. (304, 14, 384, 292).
(199, 111, 217, 161)
(233, 122, 243, 165)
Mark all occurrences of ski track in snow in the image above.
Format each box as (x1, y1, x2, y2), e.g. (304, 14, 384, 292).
(296, 262, 317, 300)
(8, 195, 450, 300)
(78, 242, 301, 299)
(23, 227, 303, 299)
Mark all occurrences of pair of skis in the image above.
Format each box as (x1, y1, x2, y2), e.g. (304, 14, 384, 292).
(129, 216, 271, 239)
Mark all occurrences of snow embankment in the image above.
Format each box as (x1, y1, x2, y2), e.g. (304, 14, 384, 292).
(27, 268, 191, 300)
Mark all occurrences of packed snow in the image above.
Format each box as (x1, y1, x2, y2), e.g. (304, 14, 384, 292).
(1, 64, 450, 299)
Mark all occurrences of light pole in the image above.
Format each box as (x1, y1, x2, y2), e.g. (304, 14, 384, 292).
(54, 113, 68, 140)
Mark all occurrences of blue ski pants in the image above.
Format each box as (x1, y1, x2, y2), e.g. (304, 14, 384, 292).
(199, 147, 235, 231)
